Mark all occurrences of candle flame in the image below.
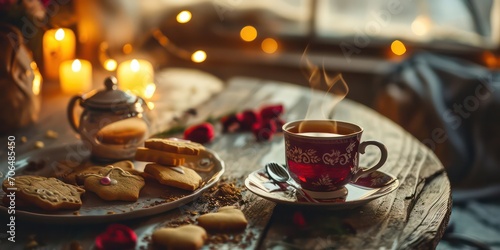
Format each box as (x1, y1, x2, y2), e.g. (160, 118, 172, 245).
(130, 59, 140, 72)
(191, 50, 206, 63)
(177, 11, 192, 23)
(72, 59, 82, 72)
(55, 28, 65, 41)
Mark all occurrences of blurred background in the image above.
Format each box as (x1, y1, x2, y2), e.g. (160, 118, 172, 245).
(1, 0, 499, 249)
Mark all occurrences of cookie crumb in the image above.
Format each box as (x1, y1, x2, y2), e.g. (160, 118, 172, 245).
(73, 211, 80, 216)
(46, 130, 58, 139)
(25, 235, 39, 249)
(107, 211, 116, 215)
(34, 141, 44, 149)
(21, 136, 27, 143)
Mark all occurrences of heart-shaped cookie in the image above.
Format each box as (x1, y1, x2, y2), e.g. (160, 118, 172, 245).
(152, 225, 207, 250)
(197, 206, 248, 232)
(82, 165, 145, 202)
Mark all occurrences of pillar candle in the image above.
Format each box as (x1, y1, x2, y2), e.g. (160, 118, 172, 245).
(59, 59, 92, 94)
(43, 28, 76, 79)
(117, 59, 155, 98)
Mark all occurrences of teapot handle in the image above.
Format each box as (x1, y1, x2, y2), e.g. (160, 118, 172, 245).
(67, 95, 83, 132)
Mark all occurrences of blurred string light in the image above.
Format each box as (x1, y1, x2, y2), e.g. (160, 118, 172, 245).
(176, 10, 192, 23)
(261, 38, 278, 54)
(103, 59, 117, 71)
(391, 40, 406, 56)
(482, 51, 499, 68)
(191, 50, 207, 63)
(240, 25, 257, 42)
(98, 42, 118, 71)
(152, 29, 204, 62)
(122, 43, 133, 54)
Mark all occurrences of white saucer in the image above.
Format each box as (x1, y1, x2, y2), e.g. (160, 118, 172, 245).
(245, 169, 399, 209)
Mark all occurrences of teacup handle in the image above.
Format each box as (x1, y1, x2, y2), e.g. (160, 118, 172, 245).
(67, 95, 83, 133)
(352, 141, 388, 182)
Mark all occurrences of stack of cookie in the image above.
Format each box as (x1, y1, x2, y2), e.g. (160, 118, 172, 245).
(135, 138, 204, 191)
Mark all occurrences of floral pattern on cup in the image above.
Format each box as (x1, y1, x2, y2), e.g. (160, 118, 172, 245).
(283, 120, 388, 197)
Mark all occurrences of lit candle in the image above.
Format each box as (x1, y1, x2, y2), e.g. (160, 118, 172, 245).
(59, 59, 92, 94)
(116, 59, 155, 98)
(43, 28, 76, 79)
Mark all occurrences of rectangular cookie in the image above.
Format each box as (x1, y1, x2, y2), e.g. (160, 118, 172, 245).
(135, 147, 186, 166)
(144, 138, 205, 155)
(144, 164, 202, 191)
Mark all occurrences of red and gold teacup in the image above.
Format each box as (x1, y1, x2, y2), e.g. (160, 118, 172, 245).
(283, 120, 387, 199)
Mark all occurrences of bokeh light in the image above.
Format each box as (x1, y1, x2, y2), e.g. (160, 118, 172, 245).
(411, 16, 431, 36)
(240, 26, 257, 42)
(191, 50, 207, 63)
(176, 11, 192, 23)
(103, 59, 117, 71)
(122, 43, 133, 54)
(483, 51, 498, 68)
(144, 83, 156, 99)
(391, 40, 406, 56)
(261, 38, 278, 54)
(31, 62, 41, 95)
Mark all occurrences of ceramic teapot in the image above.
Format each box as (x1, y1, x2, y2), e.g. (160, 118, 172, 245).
(67, 76, 149, 161)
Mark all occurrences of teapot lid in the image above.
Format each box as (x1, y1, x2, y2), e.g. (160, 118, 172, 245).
(82, 76, 138, 110)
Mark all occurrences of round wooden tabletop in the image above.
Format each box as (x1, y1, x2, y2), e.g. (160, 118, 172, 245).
(0, 76, 451, 249)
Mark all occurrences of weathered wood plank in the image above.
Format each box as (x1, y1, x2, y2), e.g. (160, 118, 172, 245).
(0, 77, 450, 250)
(260, 83, 451, 249)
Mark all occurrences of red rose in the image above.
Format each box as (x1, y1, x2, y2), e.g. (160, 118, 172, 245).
(271, 118, 286, 132)
(259, 104, 284, 120)
(184, 122, 215, 144)
(95, 224, 137, 250)
(221, 114, 242, 133)
(252, 120, 277, 142)
(239, 109, 260, 131)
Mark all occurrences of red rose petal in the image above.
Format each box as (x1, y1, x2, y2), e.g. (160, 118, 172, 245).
(221, 114, 242, 133)
(271, 118, 286, 132)
(252, 120, 277, 141)
(260, 104, 284, 120)
(183, 122, 215, 144)
(239, 110, 260, 131)
(95, 224, 137, 250)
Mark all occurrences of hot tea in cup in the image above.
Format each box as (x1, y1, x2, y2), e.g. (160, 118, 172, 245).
(283, 120, 387, 199)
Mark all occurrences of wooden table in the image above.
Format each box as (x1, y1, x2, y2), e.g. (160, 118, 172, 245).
(0, 76, 451, 249)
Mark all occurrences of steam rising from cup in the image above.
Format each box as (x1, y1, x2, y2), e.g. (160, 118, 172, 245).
(299, 49, 349, 133)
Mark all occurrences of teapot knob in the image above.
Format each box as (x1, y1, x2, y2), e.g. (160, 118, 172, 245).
(104, 76, 118, 91)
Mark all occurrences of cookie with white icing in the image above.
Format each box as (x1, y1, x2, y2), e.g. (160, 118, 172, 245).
(2, 175, 85, 211)
(82, 165, 145, 202)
